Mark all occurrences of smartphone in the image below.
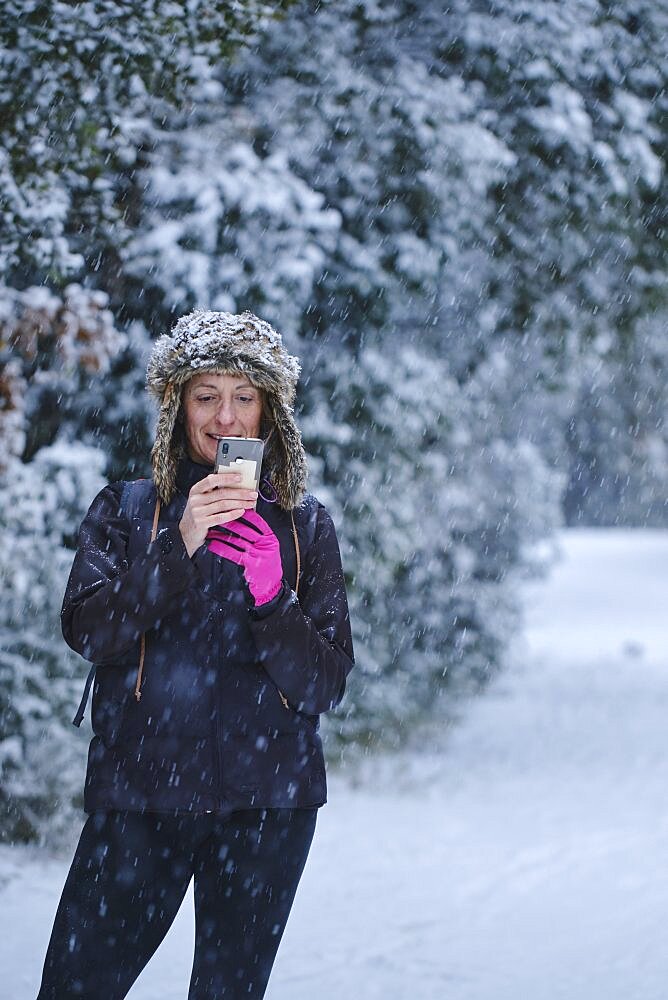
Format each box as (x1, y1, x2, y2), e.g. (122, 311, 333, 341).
(214, 436, 265, 492)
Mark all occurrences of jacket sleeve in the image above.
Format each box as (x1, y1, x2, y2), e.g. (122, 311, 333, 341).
(248, 502, 355, 715)
(61, 483, 199, 663)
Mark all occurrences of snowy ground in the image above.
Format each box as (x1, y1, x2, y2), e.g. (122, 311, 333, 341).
(2, 528, 667, 999)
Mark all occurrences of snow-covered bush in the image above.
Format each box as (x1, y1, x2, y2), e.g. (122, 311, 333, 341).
(0, 0, 298, 286)
(298, 341, 562, 744)
(0, 443, 107, 845)
(0, 0, 666, 838)
(125, 136, 342, 336)
(0, 282, 126, 462)
(229, 0, 667, 524)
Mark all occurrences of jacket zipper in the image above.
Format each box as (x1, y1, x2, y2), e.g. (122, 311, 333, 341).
(216, 691, 225, 810)
(277, 509, 299, 712)
(212, 607, 225, 811)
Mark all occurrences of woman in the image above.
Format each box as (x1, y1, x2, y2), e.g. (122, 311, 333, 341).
(37, 310, 354, 999)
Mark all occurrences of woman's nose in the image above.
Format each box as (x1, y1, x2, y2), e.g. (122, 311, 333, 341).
(214, 401, 236, 426)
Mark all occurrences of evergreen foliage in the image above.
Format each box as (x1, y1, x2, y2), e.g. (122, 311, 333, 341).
(0, 443, 106, 842)
(0, 0, 665, 840)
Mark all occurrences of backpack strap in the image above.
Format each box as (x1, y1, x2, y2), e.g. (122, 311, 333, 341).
(134, 495, 161, 701)
(120, 477, 156, 519)
(290, 494, 320, 589)
(290, 510, 301, 596)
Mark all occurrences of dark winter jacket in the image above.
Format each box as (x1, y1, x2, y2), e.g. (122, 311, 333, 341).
(62, 457, 354, 814)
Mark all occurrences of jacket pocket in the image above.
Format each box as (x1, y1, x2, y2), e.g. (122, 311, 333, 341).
(92, 696, 128, 749)
(90, 664, 136, 747)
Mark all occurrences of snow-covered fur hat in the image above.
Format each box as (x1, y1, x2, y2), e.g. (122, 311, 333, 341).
(146, 310, 307, 510)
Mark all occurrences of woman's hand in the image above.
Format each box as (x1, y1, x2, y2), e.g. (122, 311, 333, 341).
(206, 511, 283, 605)
(179, 472, 258, 557)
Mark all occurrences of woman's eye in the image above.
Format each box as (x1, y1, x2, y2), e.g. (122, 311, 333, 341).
(195, 394, 256, 404)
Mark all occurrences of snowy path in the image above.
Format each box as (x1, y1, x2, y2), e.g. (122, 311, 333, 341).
(2, 529, 667, 999)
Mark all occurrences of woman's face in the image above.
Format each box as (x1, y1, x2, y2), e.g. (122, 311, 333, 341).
(182, 372, 263, 466)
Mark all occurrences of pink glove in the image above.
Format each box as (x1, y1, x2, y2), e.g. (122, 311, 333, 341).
(206, 510, 283, 606)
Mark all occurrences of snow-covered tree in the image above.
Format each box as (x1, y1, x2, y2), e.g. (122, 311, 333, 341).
(118, 0, 666, 745)
(1, 0, 666, 839)
(124, 133, 342, 337)
(0, 283, 125, 459)
(421, 0, 667, 520)
(0, 282, 128, 842)
(0, 0, 298, 287)
(226, 0, 666, 526)
(0, 443, 106, 843)
(0, 1, 300, 843)
(299, 341, 561, 745)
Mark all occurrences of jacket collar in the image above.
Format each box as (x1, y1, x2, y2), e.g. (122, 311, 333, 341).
(175, 455, 212, 498)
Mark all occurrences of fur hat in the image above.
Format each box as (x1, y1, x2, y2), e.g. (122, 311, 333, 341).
(146, 310, 308, 510)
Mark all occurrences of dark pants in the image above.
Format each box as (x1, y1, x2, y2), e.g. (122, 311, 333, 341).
(37, 807, 317, 999)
